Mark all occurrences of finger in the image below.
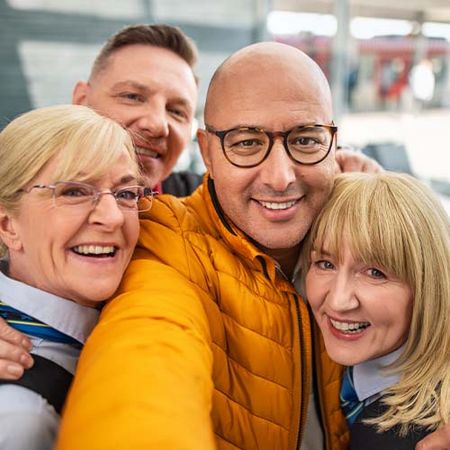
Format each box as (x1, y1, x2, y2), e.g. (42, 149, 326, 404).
(0, 339, 34, 368)
(0, 317, 32, 350)
(0, 359, 27, 380)
(363, 159, 383, 174)
(334, 160, 342, 175)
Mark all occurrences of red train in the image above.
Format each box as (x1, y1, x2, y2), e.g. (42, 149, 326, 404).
(274, 33, 450, 111)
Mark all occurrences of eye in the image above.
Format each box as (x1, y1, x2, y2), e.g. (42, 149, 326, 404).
(118, 92, 145, 103)
(59, 185, 91, 197)
(167, 106, 188, 120)
(289, 127, 329, 149)
(315, 259, 335, 270)
(366, 267, 386, 279)
(293, 136, 319, 146)
(234, 139, 262, 148)
(115, 187, 139, 201)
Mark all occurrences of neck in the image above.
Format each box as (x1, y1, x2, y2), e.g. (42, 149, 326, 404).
(263, 245, 301, 280)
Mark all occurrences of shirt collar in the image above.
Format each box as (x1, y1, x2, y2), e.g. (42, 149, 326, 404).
(353, 345, 404, 401)
(0, 270, 99, 344)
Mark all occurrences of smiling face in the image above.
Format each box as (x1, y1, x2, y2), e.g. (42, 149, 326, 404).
(73, 44, 198, 186)
(306, 242, 413, 366)
(6, 150, 140, 307)
(198, 44, 335, 264)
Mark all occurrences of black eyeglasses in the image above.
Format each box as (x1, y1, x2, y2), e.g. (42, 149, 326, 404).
(21, 181, 156, 212)
(205, 123, 337, 168)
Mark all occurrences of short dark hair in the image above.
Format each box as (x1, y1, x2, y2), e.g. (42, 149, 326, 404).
(90, 24, 198, 79)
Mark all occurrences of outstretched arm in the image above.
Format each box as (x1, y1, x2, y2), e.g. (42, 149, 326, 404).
(56, 256, 216, 450)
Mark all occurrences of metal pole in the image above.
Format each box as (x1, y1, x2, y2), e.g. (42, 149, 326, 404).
(252, 0, 272, 43)
(331, 0, 351, 119)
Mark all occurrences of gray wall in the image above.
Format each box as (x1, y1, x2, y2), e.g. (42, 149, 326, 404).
(0, 0, 268, 127)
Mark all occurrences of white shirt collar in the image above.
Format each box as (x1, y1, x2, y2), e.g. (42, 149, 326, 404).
(353, 345, 404, 401)
(0, 270, 99, 344)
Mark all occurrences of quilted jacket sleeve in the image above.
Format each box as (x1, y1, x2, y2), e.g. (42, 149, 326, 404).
(56, 246, 216, 450)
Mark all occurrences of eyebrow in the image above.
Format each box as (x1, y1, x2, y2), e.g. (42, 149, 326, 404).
(111, 80, 149, 94)
(115, 174, 138, 186)
(111, 80, 193, 112)
(79, 174, 138, 188)
(314, 248, 332, 257)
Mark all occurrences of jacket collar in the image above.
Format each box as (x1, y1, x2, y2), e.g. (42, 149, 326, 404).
(203, 175, 293, 288)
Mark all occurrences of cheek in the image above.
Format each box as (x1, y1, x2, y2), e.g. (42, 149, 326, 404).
(124, 218, 140, 257)
(394, 298, 413, 338)
(305, 271, 324, 313)
(214, 172, 251, 215)
(302, 162, 334, 193)
(169, 123, 190, 157)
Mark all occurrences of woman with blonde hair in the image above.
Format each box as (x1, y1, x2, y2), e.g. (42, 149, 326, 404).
(305, 172, 450, 448)
(0, 104, 153, 449)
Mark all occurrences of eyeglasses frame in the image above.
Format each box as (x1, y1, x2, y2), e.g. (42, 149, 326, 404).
(205, 123, 338, 168)
(20, 181, 156, 213)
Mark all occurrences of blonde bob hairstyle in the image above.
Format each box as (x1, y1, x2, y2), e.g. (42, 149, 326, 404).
(0, 104, 139, 257)
(304, 171, 450, 434)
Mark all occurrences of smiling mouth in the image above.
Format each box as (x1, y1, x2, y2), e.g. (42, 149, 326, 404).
(257, 199, 298, 210)
(330, 318, 371, 334)
(71, 245, 117, 258)
(135, 146, 160, 159)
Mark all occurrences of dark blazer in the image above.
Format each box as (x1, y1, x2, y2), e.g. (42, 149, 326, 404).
(350, 397, 428, 449)
(162, 171, 203, 197)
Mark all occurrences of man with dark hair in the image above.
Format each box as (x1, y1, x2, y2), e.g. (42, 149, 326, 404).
(72, 24, 201, 194)
(91, 24, 198, 75)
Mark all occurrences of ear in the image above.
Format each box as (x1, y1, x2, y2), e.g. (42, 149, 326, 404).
(72, 81, 90, 105)
(0, 207, 22, 252)
(197, 128, 215, 178)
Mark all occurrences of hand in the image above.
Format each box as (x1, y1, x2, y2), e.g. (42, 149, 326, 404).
(335, 148, 383, 174)
(0, 317, 33, 379)
(416, 424, 450, 450)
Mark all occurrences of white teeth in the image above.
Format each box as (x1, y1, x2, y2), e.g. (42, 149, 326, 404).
(259, 200, 297, 210)
(136, 147, 159, 158)
(330, 318, 370, 334)
(72, 245, 115, 256)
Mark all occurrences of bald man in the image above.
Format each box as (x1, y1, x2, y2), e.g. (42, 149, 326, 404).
(56, 42, 347, 450)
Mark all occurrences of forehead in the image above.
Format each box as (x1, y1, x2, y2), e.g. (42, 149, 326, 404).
(37, 143, 139, 186)
(207, 57, 331, 129)
(93, 44, 197, 103)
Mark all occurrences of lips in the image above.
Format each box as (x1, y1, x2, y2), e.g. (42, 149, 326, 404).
(258, 199, 298, 210)
(71, 245, 117, 257)
(329, 317, 371, 334)
(135, 146, 160, 159)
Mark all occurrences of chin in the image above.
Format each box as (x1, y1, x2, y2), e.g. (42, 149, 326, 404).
(326, 347, 365, 366)
(73, 288, 117, 307)
(249, 230, 302, 251)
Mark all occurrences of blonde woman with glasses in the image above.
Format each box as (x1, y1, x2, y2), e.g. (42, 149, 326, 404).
(0, 105, 153, 450)
(305, 172, 450, 449)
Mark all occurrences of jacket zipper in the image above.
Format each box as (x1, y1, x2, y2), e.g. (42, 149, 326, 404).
(311, 320, 330, 450)
(293, 293, 308, 450)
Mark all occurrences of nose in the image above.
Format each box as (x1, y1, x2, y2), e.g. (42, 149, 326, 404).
(259, 137, 296, 192)
(89, 193, 125, 229)
(326, 272, 359, 313)
(134, 100, 169, 138)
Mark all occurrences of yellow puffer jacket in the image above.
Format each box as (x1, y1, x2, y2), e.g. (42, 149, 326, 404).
(57, 176, 348, 450)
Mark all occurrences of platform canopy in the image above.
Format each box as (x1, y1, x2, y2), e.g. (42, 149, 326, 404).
(274, 0, 450, 23)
